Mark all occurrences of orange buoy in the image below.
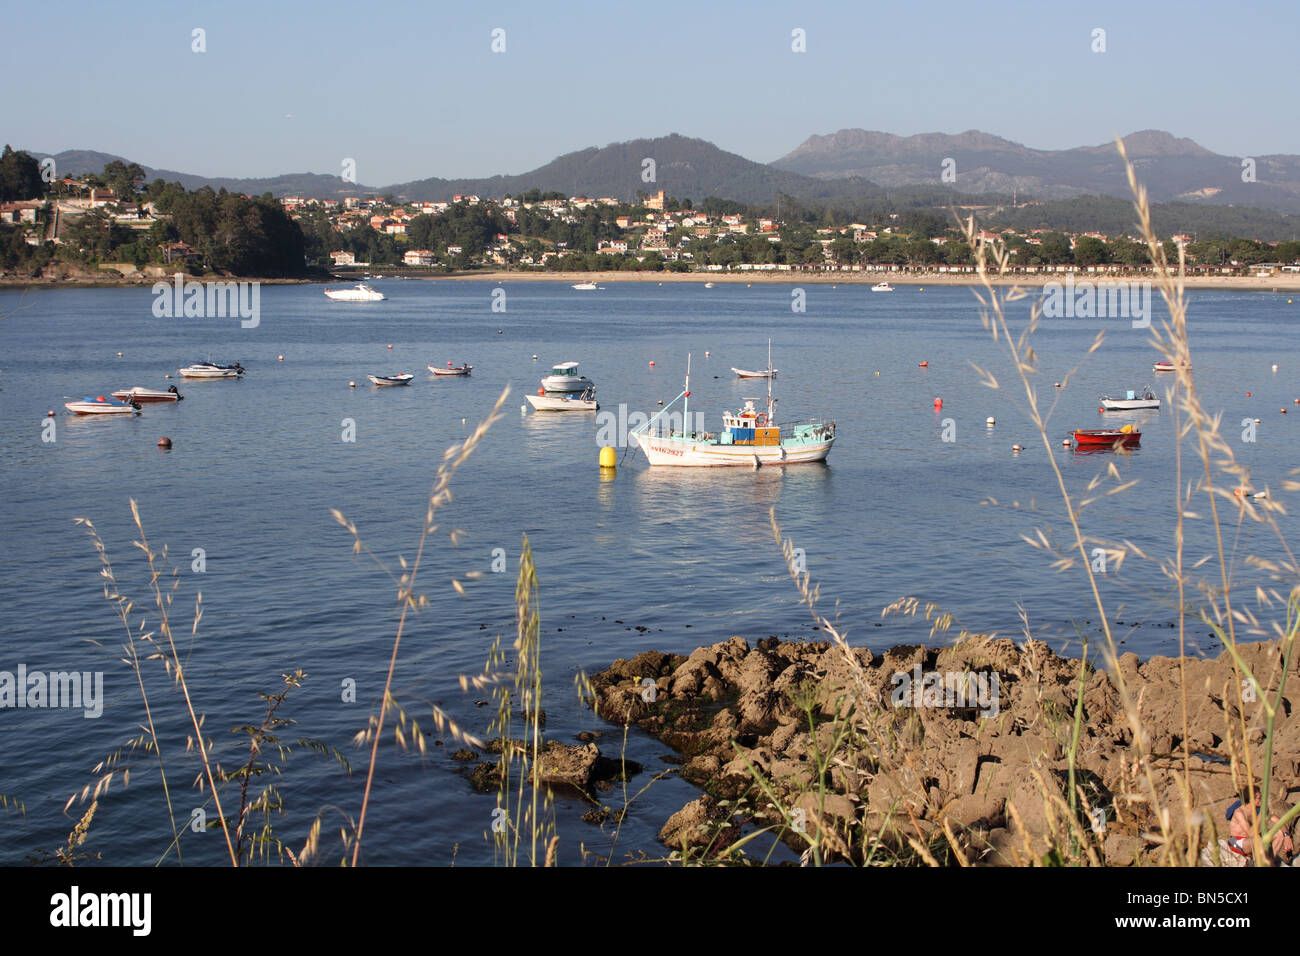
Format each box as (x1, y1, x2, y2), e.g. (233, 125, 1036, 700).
(278, 354, 284, 361)
(919, 361, 928, 367)
(158, 437, 172, 449)
(538, 387, 545, 396)
(1098, 407, 1105, 413)
(1246, 392, 1251, 397)
(933, 397, 943, 409)
(387, 344, 393, 349)
(649, 361, 655, 367)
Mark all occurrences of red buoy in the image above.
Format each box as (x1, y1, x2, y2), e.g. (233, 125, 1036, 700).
(649, 361, 655, 367)
(933, 397, 943, 409)
(919, 361, 928, 368)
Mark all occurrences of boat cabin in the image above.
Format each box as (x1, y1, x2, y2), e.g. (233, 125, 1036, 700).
(720, 399, 780, 446)
(550, 362, 580, 377)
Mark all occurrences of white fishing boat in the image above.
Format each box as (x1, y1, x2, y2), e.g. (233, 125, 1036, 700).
(572, 281, 598, 291)
(429, 362, 472, 376)
(325, 283, 386, 301)
(65, 395, 141, 415)
(367, 373, 414, 386)
(704, 282, 715, 288)
(632, 342, 835, 467)
(179, 362, 244, 378)
(871, 282, 895, 292)
(1153, 360, 1190, 373)
(1100, 386, 1160, 411)
(732, 366, 777, 379)
(111, 385, 183, 403)
(525, 386, 599, 411)
(540, 361, 594, 392)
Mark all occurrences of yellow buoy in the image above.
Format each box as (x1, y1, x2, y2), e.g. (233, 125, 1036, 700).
(599, 446, 616, 468)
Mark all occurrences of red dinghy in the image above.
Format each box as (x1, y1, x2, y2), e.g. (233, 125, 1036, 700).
(1073, 427, 1140, 448)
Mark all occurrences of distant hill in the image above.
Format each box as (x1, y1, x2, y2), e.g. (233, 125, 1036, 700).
(27, 148, 378, 198)
(773, 129, 1300, 214)
(17, 132, 1300, 239)
(384, 134, 883, 205)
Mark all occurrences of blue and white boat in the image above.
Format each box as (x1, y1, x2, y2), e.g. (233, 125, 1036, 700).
(631, 342, 836, 467)
(65, 395, 141, 415)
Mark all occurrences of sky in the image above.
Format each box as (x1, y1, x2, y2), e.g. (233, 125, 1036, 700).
(5, 0, 1299, 187)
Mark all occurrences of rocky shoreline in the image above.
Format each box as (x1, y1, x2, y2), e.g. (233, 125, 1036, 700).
(576, 634, 1298, 865)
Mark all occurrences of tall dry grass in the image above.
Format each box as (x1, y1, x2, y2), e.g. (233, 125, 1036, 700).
(666, 139, 1298, 867)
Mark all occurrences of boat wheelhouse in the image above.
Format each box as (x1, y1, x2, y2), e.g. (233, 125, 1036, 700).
(540, 361, 594, 392)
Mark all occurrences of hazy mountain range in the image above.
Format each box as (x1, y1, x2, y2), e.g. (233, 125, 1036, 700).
(773, 129, 1300, 213)
(24, 128, 1300, 222)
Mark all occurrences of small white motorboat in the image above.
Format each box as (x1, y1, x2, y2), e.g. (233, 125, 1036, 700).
(871, 282, 895, 292)
(540, 361, 594, 392)
(1100, 387, 1160, 411)
(732, 367, 777, 379)
(1153, 361, 1190, 372)
(112, 385, 183, 403)
(704, 282, 715, 288)
(179, 362, 244, 378)
(325, 283, 386, 301)
(429, 363, 472, 376)
(367, 373, 414, 386)
(525, 387, 598, 411)
(572, 281, 598, 291)
(66, 395, 141, 415)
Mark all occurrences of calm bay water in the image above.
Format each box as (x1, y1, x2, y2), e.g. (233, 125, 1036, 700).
(1, 277, 1296, 865)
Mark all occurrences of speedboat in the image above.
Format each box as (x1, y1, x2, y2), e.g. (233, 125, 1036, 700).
(871, 282, 895, 292)
(66, 395, 141, 415)
(540, 361, 594, 392)
(112, 385, 183, 403)
(704, 282, 715, 288)
(525, 386, 599, 411)
(732, 367, 777, 379)
(1100, 387, 1159, 411)
(632, 342, 835, 467)
(572, 281, 598, 291)
(367, 373, 414, 386)
(179, 362, 244, 378)
(325, 283, 386, 301)
(429, 363, 472, 376)
(1073, 426, 1140, 448)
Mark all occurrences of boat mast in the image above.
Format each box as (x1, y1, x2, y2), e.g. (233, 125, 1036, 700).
(683, 352, 691, 437)
(766, 338, 773, 424)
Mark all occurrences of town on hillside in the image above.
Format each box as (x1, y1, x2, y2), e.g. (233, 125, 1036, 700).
(3, 147, 1299, 280)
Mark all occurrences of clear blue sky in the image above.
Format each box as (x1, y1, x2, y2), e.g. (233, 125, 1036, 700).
(5, 0, 1298, 186)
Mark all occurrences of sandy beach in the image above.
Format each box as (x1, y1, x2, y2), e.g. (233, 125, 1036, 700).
(5, 267, 1299, 293)
(446, 269, 1300, 292)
